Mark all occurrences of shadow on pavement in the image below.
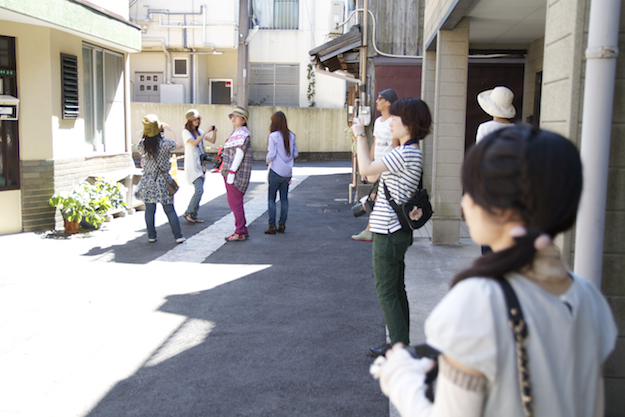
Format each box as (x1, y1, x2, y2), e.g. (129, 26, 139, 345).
(85, 174, 389, 417)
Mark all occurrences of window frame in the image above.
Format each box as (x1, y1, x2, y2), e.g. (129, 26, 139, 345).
(82, 42, 125, 154)
(173, 58, 189, 78)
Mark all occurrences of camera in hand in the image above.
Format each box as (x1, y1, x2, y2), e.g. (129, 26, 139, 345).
(200, 153, 212, 163)
(351, 195, 375, 217)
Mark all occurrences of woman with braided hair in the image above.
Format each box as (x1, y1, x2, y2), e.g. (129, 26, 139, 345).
(370, 125, 617, 417)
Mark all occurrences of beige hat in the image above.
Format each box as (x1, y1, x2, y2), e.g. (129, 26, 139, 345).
(185, 109, 200, 121)
(228, 106, 249, 122)
(477, 86, 516, 119)
(142, 114, 163, 137)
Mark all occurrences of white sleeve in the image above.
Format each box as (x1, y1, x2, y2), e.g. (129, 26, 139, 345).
(230, 147, 244, 172)
(372, 350, 486, 417)
(425, 278, 500, 381)
(373, 348, 435, 417)
(431, 356, 486, 417)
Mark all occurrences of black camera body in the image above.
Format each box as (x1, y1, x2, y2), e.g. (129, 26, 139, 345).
(200, 154, 212, 163)
(351, 196, 375, 217)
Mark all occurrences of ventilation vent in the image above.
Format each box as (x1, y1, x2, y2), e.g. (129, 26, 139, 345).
(61, 53, 79, 120)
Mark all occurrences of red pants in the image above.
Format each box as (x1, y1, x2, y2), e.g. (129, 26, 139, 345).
(225, 179, 248, 235)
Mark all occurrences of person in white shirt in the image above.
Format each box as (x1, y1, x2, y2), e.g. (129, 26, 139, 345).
(352, 88, 400, 242)
(475, 86, 515, 143)
(370, 125, 617, 417)
(182, 109, 216, 223)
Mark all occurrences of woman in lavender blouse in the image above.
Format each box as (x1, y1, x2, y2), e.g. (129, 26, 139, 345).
(265, 111, 298, 234)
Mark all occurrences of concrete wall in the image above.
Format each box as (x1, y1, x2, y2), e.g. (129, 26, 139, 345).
(423, 0, 456, 50)
(540, 0, 589, 268)
(602, 3, 625, 414)
(130, 103, 350, 160)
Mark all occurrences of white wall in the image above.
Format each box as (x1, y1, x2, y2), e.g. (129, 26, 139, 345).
(247, 0, 347, 108)
(89, 0, 130, 20)
(129, 0, 238, 50)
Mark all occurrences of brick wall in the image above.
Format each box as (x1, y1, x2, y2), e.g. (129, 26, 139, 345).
(21, 154, 135, 232)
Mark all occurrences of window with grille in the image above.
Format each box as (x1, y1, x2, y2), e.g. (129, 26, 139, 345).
(250, 0, 299, 30)
(61, 53, 79, 119)
(248, 63, 299, 106)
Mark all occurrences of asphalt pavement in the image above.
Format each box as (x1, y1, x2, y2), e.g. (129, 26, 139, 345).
(0, 161, 480, 417)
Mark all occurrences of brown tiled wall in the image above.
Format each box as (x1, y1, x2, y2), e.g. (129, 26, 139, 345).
(20, 154, 135, 232)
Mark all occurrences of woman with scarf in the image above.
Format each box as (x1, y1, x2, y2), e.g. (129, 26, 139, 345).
(221, 106, 253, 242)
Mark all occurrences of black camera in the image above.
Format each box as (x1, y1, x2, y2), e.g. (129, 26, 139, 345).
(351, 196, 375, 217)
(200, 154, 212, 163)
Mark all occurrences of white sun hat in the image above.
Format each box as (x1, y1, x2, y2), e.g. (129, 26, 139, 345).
(477, 86, 516, 119)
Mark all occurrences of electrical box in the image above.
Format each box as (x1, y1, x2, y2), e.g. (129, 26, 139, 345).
(358, 106, 372, 126)
(160, 84, 184, 104)
(329, 1, 344, 35)
(0, 95, 19, 120)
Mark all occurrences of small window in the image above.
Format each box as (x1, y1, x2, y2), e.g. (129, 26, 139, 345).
(174, 58, 188, 77)
(140, 75, 144, 81)
(147, 76, 151, 80)
(140, 85, 144, 91)
(154, 75, 158, 82)
(154, 85, 158, 91)
(147, 86, 151, 91)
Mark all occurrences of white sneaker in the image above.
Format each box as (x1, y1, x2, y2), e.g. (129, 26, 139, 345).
(176, 237, 186, 244)
(149, 238, 157, 243)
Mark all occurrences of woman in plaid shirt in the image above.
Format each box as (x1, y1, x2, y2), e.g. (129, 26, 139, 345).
(221, 107, 253, 242)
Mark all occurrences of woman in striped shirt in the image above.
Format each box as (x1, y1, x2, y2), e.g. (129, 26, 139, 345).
(352, 98, 432, 357)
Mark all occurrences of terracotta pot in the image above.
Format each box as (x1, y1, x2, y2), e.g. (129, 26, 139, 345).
(63, 219, 79, 234)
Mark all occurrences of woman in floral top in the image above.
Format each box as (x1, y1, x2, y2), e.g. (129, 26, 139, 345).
(135, 114, 185, 243)
(221, 106, 253, 242)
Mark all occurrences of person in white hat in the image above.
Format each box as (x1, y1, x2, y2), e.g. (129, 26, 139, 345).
(475, 86, 516, 143)
(182, 109, 217, 223)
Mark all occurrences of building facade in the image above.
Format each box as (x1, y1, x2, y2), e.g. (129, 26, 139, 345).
(0, 0, 141, 235)
(129, 0, 348, 109)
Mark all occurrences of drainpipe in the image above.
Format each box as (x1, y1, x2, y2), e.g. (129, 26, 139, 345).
(573, 0, 621, 288)
(142, 37, 172, 83)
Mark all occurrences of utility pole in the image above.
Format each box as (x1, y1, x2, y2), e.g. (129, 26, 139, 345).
(236, 0, 249, 107)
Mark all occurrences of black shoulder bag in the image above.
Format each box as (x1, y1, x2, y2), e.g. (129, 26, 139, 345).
(383, 173, 433, 231)
(409, 278, 533, 416)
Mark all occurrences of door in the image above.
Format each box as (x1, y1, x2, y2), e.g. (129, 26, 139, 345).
(0, 35, 19, 189)
(210, 79, 232, 104)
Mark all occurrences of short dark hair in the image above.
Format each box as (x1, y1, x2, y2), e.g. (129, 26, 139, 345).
(390, 98, 432, 141)
(453, 125, 583, 285)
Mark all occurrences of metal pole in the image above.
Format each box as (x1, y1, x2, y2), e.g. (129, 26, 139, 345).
(236, 0, 249, 107)
(573, 0, 621, 287)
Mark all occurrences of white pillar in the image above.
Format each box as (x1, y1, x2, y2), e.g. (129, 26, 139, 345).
(573, 0, 621, 287)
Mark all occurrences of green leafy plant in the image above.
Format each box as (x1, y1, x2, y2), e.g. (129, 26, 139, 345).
(49, 178, 126, 228)
(307, 63, 316, 107)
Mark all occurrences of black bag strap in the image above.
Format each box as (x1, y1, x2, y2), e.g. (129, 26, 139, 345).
(497, 278, 533, 417)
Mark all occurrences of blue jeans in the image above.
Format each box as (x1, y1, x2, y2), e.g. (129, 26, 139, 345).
(185, 176, 205, 218)
(145, 203, 182, 239)
(268, 169, 290, 225)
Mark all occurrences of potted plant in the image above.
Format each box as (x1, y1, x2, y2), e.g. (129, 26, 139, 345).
(49, 178, 127, 234)
(78, 178, 127, 229)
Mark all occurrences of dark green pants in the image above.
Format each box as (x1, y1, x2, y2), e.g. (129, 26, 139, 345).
(372, 229, 412, 345)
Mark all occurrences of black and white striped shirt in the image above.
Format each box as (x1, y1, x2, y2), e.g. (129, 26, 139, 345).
(370, 145, 423, 234)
